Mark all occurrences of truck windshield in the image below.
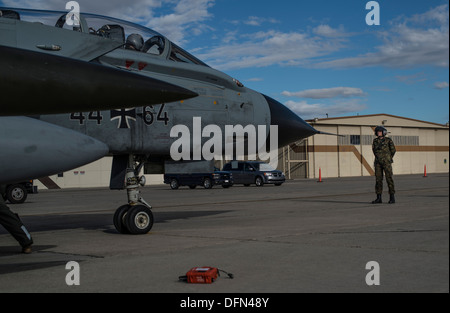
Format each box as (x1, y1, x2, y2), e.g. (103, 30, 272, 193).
(258, 163, 276, 171)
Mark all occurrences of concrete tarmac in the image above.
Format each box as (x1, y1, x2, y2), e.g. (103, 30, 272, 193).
(0, 174, 448, 293)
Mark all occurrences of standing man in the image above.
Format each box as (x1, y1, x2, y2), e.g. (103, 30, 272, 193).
(372, 126, 396, 204)
(0, 185, 33, 253)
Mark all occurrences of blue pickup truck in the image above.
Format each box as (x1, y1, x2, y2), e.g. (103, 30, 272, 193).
(163, 161, 233, 190)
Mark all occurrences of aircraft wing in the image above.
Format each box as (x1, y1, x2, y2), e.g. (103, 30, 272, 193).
(0, 45, 198, 116)
(0, 15, 197, 116)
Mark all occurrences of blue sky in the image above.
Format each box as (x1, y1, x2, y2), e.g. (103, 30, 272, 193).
(1, 0, 449, 124)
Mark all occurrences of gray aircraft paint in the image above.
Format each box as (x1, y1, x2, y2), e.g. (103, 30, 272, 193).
(0, 116, 108, 184)
(0, 7, 316, 189)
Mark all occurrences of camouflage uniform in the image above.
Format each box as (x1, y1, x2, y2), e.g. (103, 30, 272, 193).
(372, 136, 396, 195)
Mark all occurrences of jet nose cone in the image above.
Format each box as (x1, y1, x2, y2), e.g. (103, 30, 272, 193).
(263, 95, 318, 147)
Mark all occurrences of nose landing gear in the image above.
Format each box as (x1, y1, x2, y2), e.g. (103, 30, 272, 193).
(113, 155, 154, 235)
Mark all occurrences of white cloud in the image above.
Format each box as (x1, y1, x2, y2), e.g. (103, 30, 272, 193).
(227, 16, 280, 27)
(197, 27, 347, 70)
(283, 86, 368, 119)
(406, 4, 449, 26)
(395, 72, 428, 85)
(314, 4, 449, 69)
(244, 16, 280, 27)
(205, 5, 448, 70)
(246, 77, 264, 82)
(146, 0, 215, 44)
(285, 99, 367, 119)
(220, 30, 239, 44)
(312, 24, 348, 37)
(282, 87, 366, 99)
(434, 81, 449, 89)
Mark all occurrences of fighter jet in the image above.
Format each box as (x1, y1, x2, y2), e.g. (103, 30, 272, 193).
(1, 8, 197, 187)
(0, 7, 319, 235)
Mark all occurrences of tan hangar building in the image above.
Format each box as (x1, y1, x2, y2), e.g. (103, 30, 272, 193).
(280, 114, 449, 180)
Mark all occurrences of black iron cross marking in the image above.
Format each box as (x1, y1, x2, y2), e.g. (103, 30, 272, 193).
(110, 108, 137, 129)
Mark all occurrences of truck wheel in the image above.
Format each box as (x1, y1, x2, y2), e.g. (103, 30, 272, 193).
(6, 184, 28, 204)
(255, 176, 264, 187)
(170, 179, 179, 190)
(203, 178, 213, 189)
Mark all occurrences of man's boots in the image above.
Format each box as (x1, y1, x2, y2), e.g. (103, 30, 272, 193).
(388, 194, 396, 204)
(372, 194, 382, 204)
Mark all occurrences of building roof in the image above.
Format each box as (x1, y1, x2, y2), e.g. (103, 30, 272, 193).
(306, 114, 449, 129)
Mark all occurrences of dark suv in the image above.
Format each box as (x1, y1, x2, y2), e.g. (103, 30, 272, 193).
(223, 161, 285, 187)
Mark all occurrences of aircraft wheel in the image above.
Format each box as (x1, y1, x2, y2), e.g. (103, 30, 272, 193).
(113, 204, 131, 234)
(126, 205, 154, 235)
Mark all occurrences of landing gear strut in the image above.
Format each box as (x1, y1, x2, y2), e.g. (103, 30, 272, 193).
(113, 155, 154, 235)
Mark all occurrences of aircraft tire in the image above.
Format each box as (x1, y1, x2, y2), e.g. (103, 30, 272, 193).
(113, 204, 131, 234)
(126, 205, 154, 235)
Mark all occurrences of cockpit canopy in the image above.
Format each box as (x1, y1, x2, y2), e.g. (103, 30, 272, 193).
(0, 7, 209, 67)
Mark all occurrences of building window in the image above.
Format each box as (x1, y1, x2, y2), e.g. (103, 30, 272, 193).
(340, 135, 420, 146)
(350, 135, 360, 145)
(391, 136, 419, 146)
(338, 135, 361, 145)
